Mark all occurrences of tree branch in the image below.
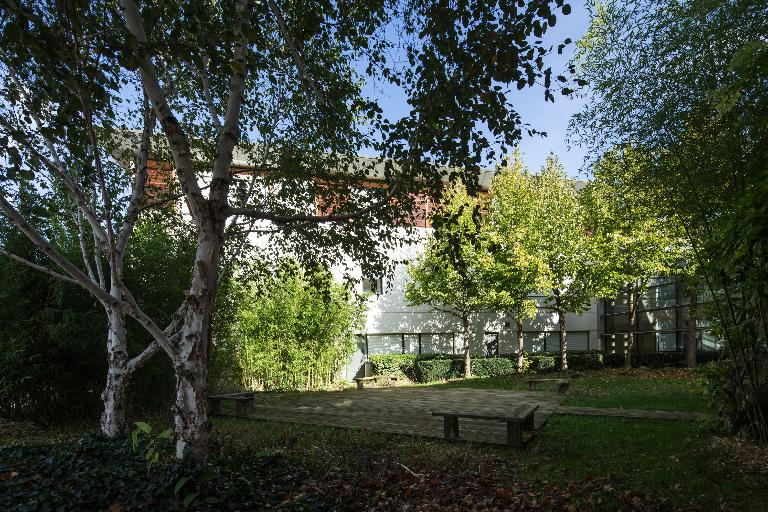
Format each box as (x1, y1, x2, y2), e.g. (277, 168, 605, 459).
(195, 55, 223, 133)
(0, 248, 79, 285)
(117, 98, 155, 255)
(210, 0, 250, 201)
(119, 0, 207, 223)
(267, 0, 327, 106)
(0, 111, 109, 249)
(0, 190, 115, 306)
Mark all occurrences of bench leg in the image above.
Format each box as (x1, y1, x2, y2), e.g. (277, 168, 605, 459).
(208, 398, 221, 415)
(235, 399, 253, 416)
(558, 383, 569, 395)
(356, 380, 364, 390)
(524, 412, 535, 431)
(443, 416, 459, 441)
(528, 382, 535, 391)
(506, 421, 523, 447)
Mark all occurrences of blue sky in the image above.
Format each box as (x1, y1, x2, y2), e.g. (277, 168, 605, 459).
(514, 1, 592, 178)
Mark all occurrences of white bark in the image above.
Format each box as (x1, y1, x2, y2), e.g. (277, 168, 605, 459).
(101, 303, 129, 437)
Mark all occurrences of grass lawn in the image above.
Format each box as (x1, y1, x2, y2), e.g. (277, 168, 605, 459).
(429, 367, 712, 412)
(1, 368, 765, 510)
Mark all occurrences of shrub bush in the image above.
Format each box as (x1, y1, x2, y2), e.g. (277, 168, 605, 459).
(602, 351, 722, 369)
(526, 353, 557, 373)
(471, 357, 516, 377)
(603, 353, 626, 368)
(414, 358, 463, 382)
(565, 351, 604, 370)
(369, 354, 419, 381)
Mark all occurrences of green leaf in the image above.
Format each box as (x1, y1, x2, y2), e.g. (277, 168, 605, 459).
(183, 492, 199, 508)
(134, 422, 152, 434)
(174, 476, 192, 495)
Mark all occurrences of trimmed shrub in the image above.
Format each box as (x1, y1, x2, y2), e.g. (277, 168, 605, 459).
(565, 351, 604, 370)
(604, 352, 625, 368)
(526, 354, 556, 373)
(414, 358, 463, 382)
(471, 357, 516, 377)
(369, 354, 419, 381)
(603, 351, 722, 368)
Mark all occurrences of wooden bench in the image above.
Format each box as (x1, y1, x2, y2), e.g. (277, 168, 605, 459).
(431, 405, 539, 447)
(354, 375, 399, 389)
(208, 392, 255, 416)
(525, 378, 570, 395)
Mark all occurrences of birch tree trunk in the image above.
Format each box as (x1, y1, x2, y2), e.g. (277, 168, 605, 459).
(557, 307, 568, 371)
(101, 303, 129, 437)
(172, 224, 223, 461)
(625, 284, 637, 368)
(462, 315, 471, 378)
(516, 317, 525, 371)
(687, 287, 698, 368)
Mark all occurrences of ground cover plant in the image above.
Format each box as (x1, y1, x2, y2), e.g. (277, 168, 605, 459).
(1, 369, 766, 511)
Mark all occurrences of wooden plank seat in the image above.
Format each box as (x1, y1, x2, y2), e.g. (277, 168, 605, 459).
(354, 375, 399, 389)
(208, 392, 255, 416)
(525, 378, 570, 395)
(431, 405, 539, 447)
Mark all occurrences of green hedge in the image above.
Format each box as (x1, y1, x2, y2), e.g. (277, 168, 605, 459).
(369, 354, 419, 380)
(604, 351, 723, 368)
(527, 354, 557, 373)
(414, 358, 464, 382)
(471, 357, 517, 377)
(371, 351, 606, 383)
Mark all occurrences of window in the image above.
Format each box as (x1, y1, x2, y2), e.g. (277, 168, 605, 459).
(366, 335, 402, 355)
(361, 276, 384, 295)
(484, 332, 499, 357)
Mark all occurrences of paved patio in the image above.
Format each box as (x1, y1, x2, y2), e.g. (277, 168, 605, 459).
(233, 387, 561, 446)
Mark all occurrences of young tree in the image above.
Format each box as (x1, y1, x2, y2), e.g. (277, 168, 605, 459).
(0, 0, 573, 460)
(405, 181, 500, 378)
(526, 155, 602, 370)
(483, 152, 549, 369)
(583, 148, 686, 368)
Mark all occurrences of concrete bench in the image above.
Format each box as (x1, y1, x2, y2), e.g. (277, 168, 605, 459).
(431, 405, 539, 447)
(208, 392, 255, 416)
(354, 375, 399, 389)
(525, 378, 570, 395)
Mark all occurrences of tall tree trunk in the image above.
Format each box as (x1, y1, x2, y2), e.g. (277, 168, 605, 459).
(557, 307, 568, 371)
(687, 286, 698, 368)
(172, 227, 222, 462)
(516, 317, 525, 371)
(462, 315, 471, 378)
(101, 304, 129, 437)
(625, 284, 637, 368)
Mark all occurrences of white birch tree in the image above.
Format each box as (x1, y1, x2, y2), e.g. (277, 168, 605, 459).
(0, 0, 574, 461)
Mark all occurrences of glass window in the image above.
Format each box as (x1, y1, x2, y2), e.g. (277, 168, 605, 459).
(523, 332, 545, 353)
(367, 335, 402, 355)
(421, 333, 454, 354)
(699, 330, 720, 351)
(404, 334, 419, 354)
(484, 332, 499, 357)
(361, 277, 384, 295)
(568, 332, 589, 351)
(656, 332, 678, 352)
(546, 332, 561, 352)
